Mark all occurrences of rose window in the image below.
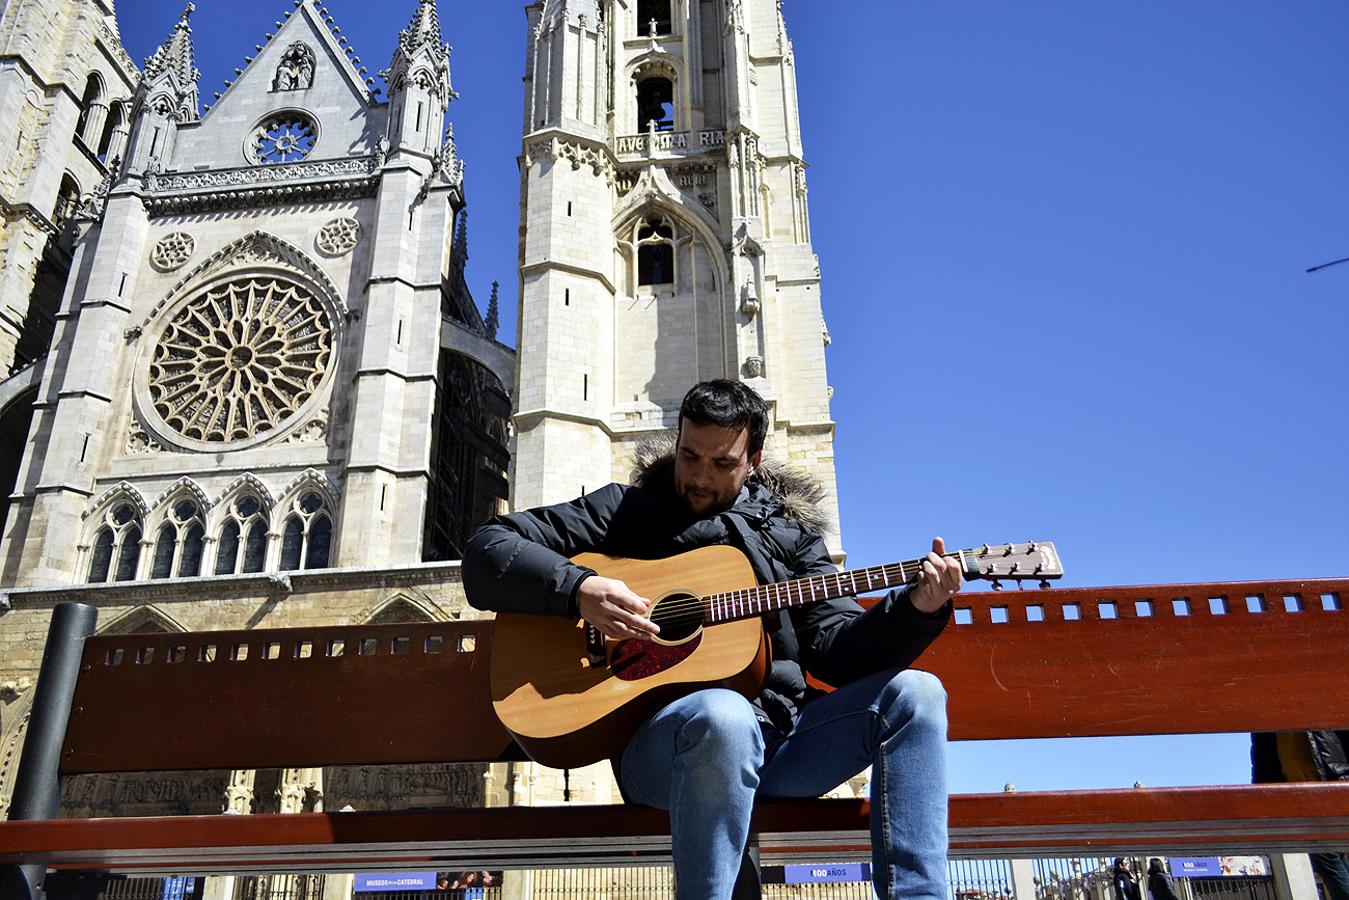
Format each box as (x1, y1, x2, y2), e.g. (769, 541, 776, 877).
(250, 113, 317, 164)
(147, 277, 333, 444)
(316, 217, 360, 256)
(151, 232, 195, 271)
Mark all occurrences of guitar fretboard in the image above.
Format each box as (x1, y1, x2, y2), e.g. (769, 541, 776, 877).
(703, 556, 950, 624)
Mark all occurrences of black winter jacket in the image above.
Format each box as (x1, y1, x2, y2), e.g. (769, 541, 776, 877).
(462, 464, 950, 733)
(1251, 730, 1349, 783)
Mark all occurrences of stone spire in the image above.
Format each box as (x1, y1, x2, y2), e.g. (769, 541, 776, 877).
(485, 281, 499, 340)
(139, 2, 201, 121)
(398, 0, 445, 56)
(384, 0, 454, 154)
(452, 209, 468, 272)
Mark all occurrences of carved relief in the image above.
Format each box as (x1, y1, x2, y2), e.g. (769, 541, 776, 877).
(743, 356, 764, 378)
(126, 419, 164, 455)
(526, 137, 613, 181)
(149, 157, 377, 194)
(316, 217, 360, 257)
(324, 763, 485, 811)
(150, 232, 195, 272)
(273, 43, 315, 92)
(283, 413, 328, 445)
(60, 771, 228, 818)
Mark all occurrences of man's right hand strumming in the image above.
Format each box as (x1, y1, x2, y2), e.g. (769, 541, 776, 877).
(577, 575, 661, 641)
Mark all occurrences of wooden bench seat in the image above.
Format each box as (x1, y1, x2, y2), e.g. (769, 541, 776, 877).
(2, 784, 1349, 876)
(1, 576, 1347, 889)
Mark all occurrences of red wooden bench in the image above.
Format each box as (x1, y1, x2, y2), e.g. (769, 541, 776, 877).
(2, 577, 1347, 897)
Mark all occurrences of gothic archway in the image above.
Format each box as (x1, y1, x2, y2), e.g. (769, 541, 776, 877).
(422, 352, 509, 562)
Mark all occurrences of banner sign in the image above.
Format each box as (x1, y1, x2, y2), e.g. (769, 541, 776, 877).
(1169, 857, 1268, 878)
(354, 873, 438, 892)
(784, 863, 871, 884)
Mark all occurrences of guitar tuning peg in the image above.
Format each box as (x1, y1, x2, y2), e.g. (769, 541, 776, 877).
(1028, 540, 1037, 551)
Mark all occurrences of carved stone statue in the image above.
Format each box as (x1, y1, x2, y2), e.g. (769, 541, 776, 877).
(274, 43, 315, 92)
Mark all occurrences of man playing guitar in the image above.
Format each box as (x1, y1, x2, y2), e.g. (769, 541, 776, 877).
(464, 379, 962, 900)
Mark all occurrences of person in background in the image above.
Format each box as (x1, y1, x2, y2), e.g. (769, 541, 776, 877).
(1252, 730, 1349, 900)
(1111, 858, 1141, 900)
(1146, 858, 1179, 900)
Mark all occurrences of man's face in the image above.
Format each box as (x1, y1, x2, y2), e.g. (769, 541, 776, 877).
(673, 420, 761, 516)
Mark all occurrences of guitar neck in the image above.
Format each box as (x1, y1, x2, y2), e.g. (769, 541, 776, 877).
(703, 556, 938, 625)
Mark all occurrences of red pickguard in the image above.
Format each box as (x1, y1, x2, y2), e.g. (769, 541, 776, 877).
(609, 634, 703, 681)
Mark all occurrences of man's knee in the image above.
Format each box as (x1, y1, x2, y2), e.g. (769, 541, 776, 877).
(676, 689, 764, 758)
(881, 669, 947, 731)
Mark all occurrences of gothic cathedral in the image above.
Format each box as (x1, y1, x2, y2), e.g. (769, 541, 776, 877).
(0, 0, 844, 861)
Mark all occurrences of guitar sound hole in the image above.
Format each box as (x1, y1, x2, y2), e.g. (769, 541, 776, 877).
(649, 591, 705, 644)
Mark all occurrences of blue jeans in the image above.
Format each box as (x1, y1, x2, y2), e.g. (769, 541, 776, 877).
(618, 668, 949, 900)
(1312, 852, 1349, 900)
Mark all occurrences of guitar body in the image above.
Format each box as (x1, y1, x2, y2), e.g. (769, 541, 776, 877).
(489, 545, 769, 769)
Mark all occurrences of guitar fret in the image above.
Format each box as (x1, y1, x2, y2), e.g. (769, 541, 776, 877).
(706, 553, 965, 624)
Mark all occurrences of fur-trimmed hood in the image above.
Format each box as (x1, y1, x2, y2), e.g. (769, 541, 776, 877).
(629, 431, 832, 534)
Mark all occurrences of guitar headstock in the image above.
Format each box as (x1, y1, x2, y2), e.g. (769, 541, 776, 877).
(959, 541, 1063, 587)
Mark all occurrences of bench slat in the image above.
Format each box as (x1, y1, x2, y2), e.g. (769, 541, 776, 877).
(924, 577, 1349, 740)
(59, 578, 1349, 775)
(2, 785, 1346, 873)
(63, 622, 524, 774)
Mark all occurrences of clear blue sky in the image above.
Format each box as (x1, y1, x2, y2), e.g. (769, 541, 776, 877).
(117, 1, 1349, 794)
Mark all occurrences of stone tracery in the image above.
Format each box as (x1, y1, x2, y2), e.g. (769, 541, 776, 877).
(147, 276, 333, 445)
(316, 217, 360, 256)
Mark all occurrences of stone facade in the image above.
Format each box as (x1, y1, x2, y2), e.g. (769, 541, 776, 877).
(0, 0, 137, 379)
(0, 0, 513, 825)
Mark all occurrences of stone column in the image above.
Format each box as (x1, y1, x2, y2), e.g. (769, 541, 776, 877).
(1268, 853, 1318, 900)
(80, 102, 109, 150)
(223, 768, 255, 815)
(1009, 859, 1037, 899)
(104, 105, 130, 163)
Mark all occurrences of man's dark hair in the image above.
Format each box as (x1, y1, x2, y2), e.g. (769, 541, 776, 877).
(678, 379, 770, 456)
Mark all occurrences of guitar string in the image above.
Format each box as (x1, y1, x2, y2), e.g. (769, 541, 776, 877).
(638, 548, 1040, 631)
(644, 560, 923, 631)
(646, 558, 940, 629)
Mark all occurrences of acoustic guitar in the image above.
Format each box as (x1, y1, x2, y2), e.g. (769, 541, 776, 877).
(489, 541, 1062, 768)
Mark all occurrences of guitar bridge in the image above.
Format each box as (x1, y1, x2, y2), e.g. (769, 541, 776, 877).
(584, 624, 608, 668)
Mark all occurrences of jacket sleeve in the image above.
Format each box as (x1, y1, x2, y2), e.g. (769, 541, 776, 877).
(462, 483, 625, 618)
(786, 529, 951, 688)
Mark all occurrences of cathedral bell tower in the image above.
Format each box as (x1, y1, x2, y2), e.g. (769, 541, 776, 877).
(515, 0, 841, 553)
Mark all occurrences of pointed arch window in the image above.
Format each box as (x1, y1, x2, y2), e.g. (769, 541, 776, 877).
(75, 73, 106, 147)
(278, 491, 332, 571)
(636, 78, 675, 133)
(214, 494, 270, 575)
(637, 216, 676, 287)
(98, 100, 129, 162)
(88, 503, 142, 583)
(637, 0, 673, 36)
(54, 174, 81, 231)
(149, 499, 206, 579)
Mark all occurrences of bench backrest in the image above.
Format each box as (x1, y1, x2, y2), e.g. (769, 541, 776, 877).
(59, 577, 1349, 775)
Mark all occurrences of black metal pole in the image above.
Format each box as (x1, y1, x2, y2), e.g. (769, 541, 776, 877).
(0, 602, 98, 900)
